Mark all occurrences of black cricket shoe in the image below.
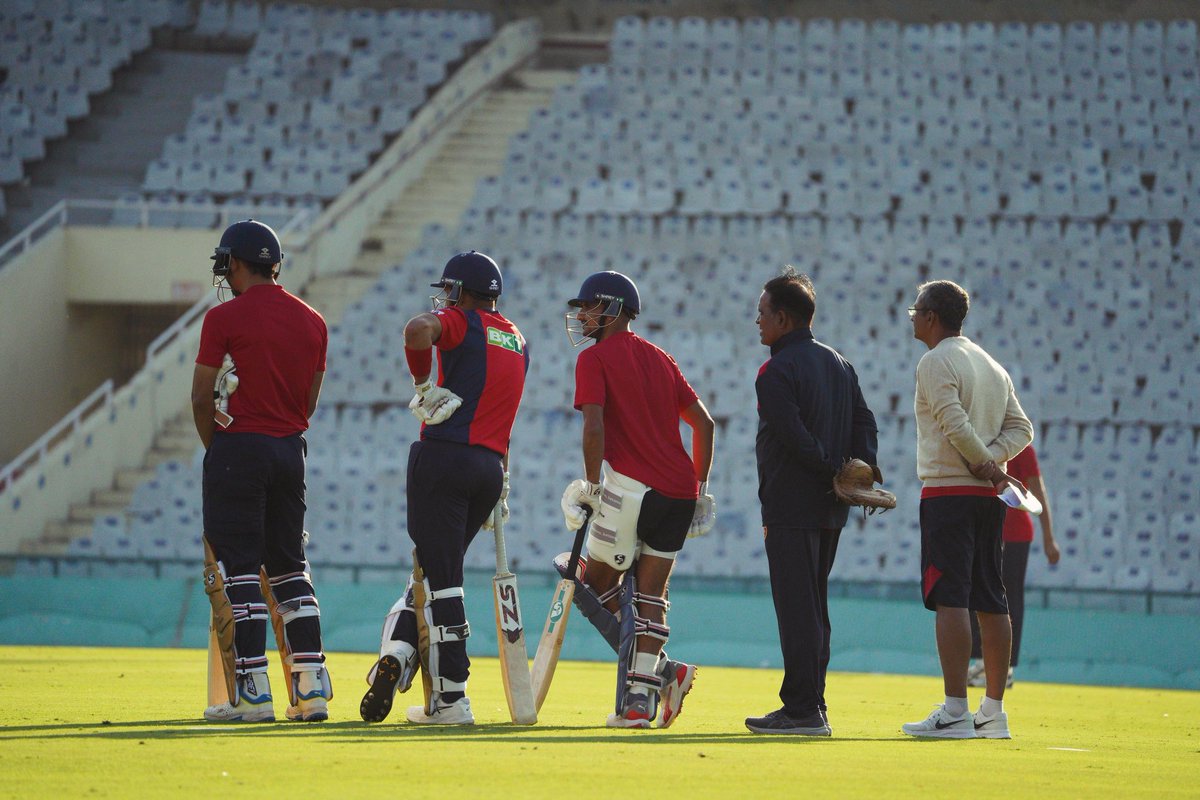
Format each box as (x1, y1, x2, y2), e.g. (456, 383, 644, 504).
(360, 654, 415, 723)
(745, 708, 832, 736)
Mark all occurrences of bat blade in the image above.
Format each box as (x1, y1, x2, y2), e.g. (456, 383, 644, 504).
(493, 571, 538, 725)
(531, 577, 574, 711)
(206, 624, 229, 707)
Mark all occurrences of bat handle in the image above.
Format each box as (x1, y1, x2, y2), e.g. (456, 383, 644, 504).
(493, 503, 509, 574)
(565, 508, 591, 578)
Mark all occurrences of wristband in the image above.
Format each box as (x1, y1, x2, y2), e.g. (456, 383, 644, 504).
(404, 345, 432, 382)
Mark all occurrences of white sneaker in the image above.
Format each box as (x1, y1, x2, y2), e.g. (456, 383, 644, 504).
(966, 659, 986, 688)
(901, 704, 976, 739)
(406, 697, 474, 725)
(973, 709, 1011, 739)
(204, 673, 275, 723)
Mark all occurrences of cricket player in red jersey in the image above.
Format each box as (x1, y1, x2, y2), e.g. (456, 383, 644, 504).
(192, 219, 332, 723)
(360, 251, 527, 725)
(559, 271, 715, 728)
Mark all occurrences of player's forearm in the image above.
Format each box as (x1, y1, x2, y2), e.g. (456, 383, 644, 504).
(1030, 475, 1053, 535)
(403, 314, 440, 383)
(191, 397, 216, 449)
(581, 419, 604, 484)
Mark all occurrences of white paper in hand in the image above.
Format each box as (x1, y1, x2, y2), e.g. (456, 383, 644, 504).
(1000, 484, 1043, 516)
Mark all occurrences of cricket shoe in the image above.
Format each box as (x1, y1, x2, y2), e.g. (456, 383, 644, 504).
(657, 660, 697, 729)
(973, 709, 1011, 739)
(360, 653, 418, 723)
(607, 692, 653, 729)
(406, 697, 474, 725)
(744, 708, 831, 736)
(552, 551, 587, 582)
(204, 673, 275, 723)
(288, 668, 331, 722)
(901, 704, 976, 738)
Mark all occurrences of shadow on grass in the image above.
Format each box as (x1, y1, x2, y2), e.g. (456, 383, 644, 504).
(0, 718, 903, 744)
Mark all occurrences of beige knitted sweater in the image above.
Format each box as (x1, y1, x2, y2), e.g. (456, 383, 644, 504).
(914, 336, 1034, 488)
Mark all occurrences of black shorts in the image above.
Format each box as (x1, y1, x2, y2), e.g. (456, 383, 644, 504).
(919, 494, 1008, 614)
(637, 489, 695, 555)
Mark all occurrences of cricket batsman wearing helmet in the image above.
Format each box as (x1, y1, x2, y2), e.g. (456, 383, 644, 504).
(560, 270, 715, 728)
(192, 219, 332, 723)
(360, 250, 528, 725)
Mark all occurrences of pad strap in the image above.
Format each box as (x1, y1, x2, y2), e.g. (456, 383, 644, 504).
(629, 670, 662, 691)
(430, 586, 465, 601)
(634, 615, 670, 642)
(596, 584, 622, 605)
(432, 676, 468, 693)
(429, 621, 471, 644)
(634, 591, 670, 611)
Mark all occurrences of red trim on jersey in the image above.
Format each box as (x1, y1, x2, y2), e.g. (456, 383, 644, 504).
(920, 485, 999, 499)
(433, 306, 468, 350)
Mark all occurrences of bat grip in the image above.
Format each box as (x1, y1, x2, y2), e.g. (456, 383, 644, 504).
(565, 508, 591, 579)
(493, 503, 509, 574)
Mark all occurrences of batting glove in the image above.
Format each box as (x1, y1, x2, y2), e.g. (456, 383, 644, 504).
(688, 481, 716, 538)
(213, 354, 239, 428)
(482, 471, 510, 531)
(561, 479, 602, 531)
(409, 380, 462, 425)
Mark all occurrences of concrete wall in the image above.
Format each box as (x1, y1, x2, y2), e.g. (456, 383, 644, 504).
(0, 231, 75, 463)
(65, 227, 217, 305)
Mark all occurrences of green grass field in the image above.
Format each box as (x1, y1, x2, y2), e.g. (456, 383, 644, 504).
(3, 646, 1198, 799)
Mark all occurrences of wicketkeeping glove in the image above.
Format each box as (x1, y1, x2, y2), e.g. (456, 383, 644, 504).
(561, 479, 602, 531)
(688, 481, 716, 538)
(482, 471, 510, 531)
(832, 458, 896, 514)
(409, 379, 462, 425)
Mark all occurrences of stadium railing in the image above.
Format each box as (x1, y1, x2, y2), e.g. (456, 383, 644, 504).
(0, 18, 542, 554)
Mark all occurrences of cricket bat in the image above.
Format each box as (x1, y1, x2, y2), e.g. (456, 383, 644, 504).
(491, 504, 538, 725)
(530, 510, 590, 711)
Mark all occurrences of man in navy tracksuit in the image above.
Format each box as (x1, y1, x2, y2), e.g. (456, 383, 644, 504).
(745, 267, 880, 736)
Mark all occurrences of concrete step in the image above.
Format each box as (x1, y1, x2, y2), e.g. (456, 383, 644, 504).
(154, 429, 196, 453)
(44, 518, 94, 545)
(69, 503, 121, 524)
(20, 536, 70, 556)
(145, 447, 191, 470)
(93, 488, 134, 508)
(116, 467, 156, 492)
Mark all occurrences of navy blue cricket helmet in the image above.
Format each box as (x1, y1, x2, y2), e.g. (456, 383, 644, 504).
(432, 250, 502, 305)
(211, 219, 283, 277)
(568, 271, 641, 318)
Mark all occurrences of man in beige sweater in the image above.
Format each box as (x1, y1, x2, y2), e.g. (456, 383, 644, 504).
(901, 280, 1033, 740)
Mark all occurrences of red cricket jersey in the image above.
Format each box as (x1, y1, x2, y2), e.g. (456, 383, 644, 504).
(196, 284, 327, 436)
(1002, 445, 1039, 543)
(574, 331, 699, 499)
(421, 306, 527, 457)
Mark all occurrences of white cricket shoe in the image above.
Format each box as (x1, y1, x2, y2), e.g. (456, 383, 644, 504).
(406, 697, 474, 725)
(966, 659, 986, 688)
(204, 673, 275, 723)
(901, 704, 976, 738)
(973, 709, 1011, 739)
(287, 668, 331, 722)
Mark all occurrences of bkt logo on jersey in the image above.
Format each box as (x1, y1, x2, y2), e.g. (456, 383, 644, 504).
(487, 327, 523, 354)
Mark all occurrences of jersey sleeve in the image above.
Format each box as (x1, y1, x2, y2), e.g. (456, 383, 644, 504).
(573, 348, 606, 409)
(670, 355, 700, 410)
(433, 307, 468, 350)
(316, 315, 328, 372)
(195, 308, 227, 368)
(1008, 445, 1039, 481)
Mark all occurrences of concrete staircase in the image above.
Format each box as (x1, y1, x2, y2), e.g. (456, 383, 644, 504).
(31, 412, 199, 555)
(26, 68, 578, 556)
(303, 68, 576, 324)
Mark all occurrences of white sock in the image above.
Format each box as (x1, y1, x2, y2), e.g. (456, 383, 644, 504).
(980, 696, 1004, 717)
(944, 695, 968, 717)
(629, 652, 659, 696)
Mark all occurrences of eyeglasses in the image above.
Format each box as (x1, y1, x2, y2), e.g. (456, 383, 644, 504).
(906, 306, 932, 319)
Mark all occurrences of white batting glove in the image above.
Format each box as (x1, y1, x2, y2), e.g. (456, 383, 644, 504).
(409, 380, 462, 425)
(214, 354, 238, 428)
(482, 471, 510, 531)
(560, 479, 601, 531)
(688, 481, 716, 538)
